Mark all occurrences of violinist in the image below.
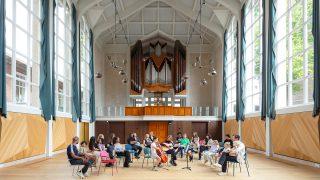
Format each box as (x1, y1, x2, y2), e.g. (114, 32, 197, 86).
(162, 135, 178, 166)
(150, 137, 164, 171)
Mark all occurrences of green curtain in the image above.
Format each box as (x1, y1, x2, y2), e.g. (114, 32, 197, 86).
(51, 0, 56, 120)
(89, 30, 96, 123)
(261, 0, 267, 120)
(0, 0, 6, 117)
(267, 0, 277, 120)
(40, 0, 53, 121)
(71, 4, 80, 122)
(222, 31, 228, 122)
(236, 5, 246, 121)
(313, 0, 320, 117)
(261, 0, 277, 120)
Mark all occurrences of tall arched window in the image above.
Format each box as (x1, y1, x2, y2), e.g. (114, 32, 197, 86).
(80, 17, 90, 118)
(226, 17, 237, 117)
(274, 0, 314, 109)
(54, 0, 72, 114)
(244, 0, 263, 114)
(5, 0, 41, 110)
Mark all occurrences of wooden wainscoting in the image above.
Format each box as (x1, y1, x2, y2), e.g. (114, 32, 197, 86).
(242, 117, 266, 151)
(52, 117, 76, 152)
(224, 119, 238, 137)
(272, 112, 320, 163)
(0, 112, 47, 163)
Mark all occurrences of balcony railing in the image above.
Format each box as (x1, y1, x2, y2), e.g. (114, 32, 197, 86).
(96, 106, 219, 117)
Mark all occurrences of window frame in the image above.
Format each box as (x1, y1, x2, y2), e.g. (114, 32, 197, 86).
(225, 17, 237, 118)
(5, 0, 42, 114)
(54, 0, 72, 116)
(274, 0, 314, 110)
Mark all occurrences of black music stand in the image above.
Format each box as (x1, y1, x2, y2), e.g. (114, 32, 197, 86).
(182, 153, 192, 171)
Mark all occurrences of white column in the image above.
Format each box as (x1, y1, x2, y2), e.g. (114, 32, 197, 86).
(265, 117, 272, 157)
(46, 120, 53, 157)
(222, 121, 225, 141)
(76, 119, 80, 138)
(238, 120, 242, 139)
(89, 122, 95, 138)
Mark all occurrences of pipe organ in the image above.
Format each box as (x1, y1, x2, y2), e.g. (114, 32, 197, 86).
(130, 38, 186, 97)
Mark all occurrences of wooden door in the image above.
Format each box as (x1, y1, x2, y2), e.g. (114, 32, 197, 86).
(149, 122, 168, 143)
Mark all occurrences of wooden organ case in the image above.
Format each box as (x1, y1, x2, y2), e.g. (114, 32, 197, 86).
(130, 39, 186, 96)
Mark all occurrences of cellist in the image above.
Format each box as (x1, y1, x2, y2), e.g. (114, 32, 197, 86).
(150, 137, 165, 171)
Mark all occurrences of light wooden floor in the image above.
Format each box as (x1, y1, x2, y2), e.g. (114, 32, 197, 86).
(0, 152, 319, 180)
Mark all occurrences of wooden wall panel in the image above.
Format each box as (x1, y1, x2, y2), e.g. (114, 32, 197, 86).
(80, 122, 89, 143)
(208, 121, 222, 141)
(0, 112, 47, 163)
(272, 112, 320, 163)
(242, 117, 265, 151)
(95, 122, 125, 143)
(224, 119, 238, 137)
(125, 121, 149, 142)
(192, 122, 207, 139)
(149, 122, 168, 142)
(169, 121, 192, 137)
(53, 117, 76, 152)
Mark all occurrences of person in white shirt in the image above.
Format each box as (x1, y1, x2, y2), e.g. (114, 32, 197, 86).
(151, 137, 162, 171)
(216, 135, 245, 176)
(203, 140, 219, 165)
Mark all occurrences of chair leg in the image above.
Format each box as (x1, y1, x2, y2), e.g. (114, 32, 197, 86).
(147, 158, 149, 167)
(233, 163, 235, 176)
(98, 162, 101, 175)
(239, 163, 242, 172)
(142, 158, 145, 168)
(245, 160, 250, 176)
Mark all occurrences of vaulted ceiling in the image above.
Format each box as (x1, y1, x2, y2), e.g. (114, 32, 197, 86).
(75, 0, 243, 49)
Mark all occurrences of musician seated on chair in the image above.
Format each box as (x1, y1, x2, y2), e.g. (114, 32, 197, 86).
(215, 135, 245, 176)
(151, 137, 165, 171)
(178, 133, 194, 161)
(67, 136, 94, 178)
(199, 134, 214, 160)
(127, 133, 142, 158)
(113, 137, 131, 167)
(162, 135, 179, 166)
(203, 140, 219, 165)
(143, 134, 153, 148)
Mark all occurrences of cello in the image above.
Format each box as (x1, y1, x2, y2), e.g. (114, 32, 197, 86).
(156, 143, 168, 163)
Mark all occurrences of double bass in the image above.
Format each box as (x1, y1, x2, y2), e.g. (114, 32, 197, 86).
(156, 143, 168, 163)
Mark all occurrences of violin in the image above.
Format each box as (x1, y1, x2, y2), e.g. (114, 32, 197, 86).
(156, 143, 168, 163)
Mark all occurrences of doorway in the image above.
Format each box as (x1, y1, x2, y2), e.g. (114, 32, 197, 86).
(148, 122, 168, 142)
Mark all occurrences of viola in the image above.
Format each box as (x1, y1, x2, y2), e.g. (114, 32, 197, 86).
(156, 144, 168, 163)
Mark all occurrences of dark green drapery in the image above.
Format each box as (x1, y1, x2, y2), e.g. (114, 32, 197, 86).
(236, 5, 246, 121)
(51, 0, 56, 120)
(222, 31, 228, 122)
(89, 30, 96, 123)
(261, 0, 277, 120)
(40, 0, 53, 121)
(0, 0, 6, 117)
(71, 4, 80, 122)
(313, 0, 320, 117)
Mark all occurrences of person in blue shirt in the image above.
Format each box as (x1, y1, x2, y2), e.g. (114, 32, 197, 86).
(67, 136, 93, 178)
